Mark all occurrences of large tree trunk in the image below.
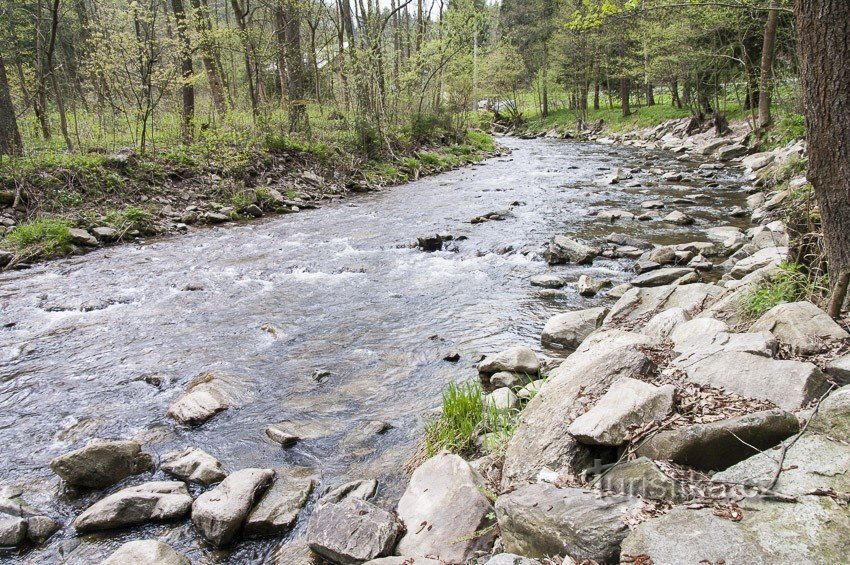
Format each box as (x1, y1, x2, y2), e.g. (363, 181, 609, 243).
(620, 77, 630, 117)
(172, 0, 195, 143)
(189, 0, 228, 116)
(758, 0, 780, 133)
(47, 0, 73, 151)
(795, 0, 850, 317)
(0, 52, 23, 157)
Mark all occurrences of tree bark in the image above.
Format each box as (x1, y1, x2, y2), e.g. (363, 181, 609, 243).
(795, 0, 850, 317)
(758, 0, 780, 133)
(189, 0, 228, 116)
(620, 77, 630, 117)
(171, 0, 195, 142)
(0, 52, 23, 157)
(47, 0, 73, 151)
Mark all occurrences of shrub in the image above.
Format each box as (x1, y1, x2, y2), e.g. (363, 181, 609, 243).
(3, 218, 73, 256)
(740, 262, 829, 319)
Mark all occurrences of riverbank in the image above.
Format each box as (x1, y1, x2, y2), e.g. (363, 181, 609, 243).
(0, 129, 500, 269)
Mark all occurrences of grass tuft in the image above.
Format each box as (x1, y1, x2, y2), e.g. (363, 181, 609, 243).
(739, 262, 829, 320)
(3, 218, 73, 257)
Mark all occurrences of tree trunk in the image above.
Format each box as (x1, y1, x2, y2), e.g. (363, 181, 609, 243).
(758, 0, 780, 133)
(172, 0, 195, 143)
(47, 0, 73, 151)
(0, 52, 23, 157)
(795, 0, 850, 317)
(620, 77, 630, 117)
(593, 81, 600, 110)
(35, 0, 52, 140)
(230, 0, 259, 116)
(671, 78, 681, 108)
(189, 0, 228, 116)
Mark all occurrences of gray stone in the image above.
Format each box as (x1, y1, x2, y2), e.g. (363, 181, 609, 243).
(245, 468, 315, 537)
(266, 424, 299, 447)
(365, 559, 442, 565)
(750, 301, 849, 355)
(485, 555, 542, 565)
(643, 307, 691, 339)
(69, 228, 99, 247)
(517, 379, 546, 400)
(636, 409, 799, 470)
(192, 468, 275, 547)
(273, 544, 324, 565)
(577, 274, 609, 297)
(307, 498, 398, 564)
(713, 433, 850, 495)
(73, 481, 192, 532)
(809, 385, 850, 442)
(396, 453, 495, 562)
(607, 233, 651, 249)
(479, 346, 539, 376)
(632, 267, 696, 287)
(620, 498, 850, 564)
(244, 204, 263, 218)
(496, 483, 636, 563)
(167, 372, 242, 425)
(605, 284, 727, 327)
(50, 439, 152, 489)
(0, 517, 26, 547)
(705, 225, 744, 244)
(569, 378, 675, 446)
(92, 226, 119, 241)
(102, 540, 190, 565)
(320, 479, 378, 505)
(161, 447, 226, 485)
(687, 253, 713, 271)
(641, 200, 665, 209)
(490, 371, 524, 389)
(674, 330, 779, 360)
(599, 457, 686, 503)
(203, 211, 230, 223)
(25, 515, 60, 544)
(663, 211, 694, 225)
(606, 283, 632, 299)
(544, 235, 598, 265)
(502, 344, 656, 485)
(717, 143, 748, 160)
(669, 317, 730, 353)
(676, 351, 827, 409)
(541, 307, 608, 350)
(729, 246, 787, 279)
(529, 274, 565, 288)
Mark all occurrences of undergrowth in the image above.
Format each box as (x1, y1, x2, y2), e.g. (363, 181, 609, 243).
(2, 218, 74, 258)
(739, 262, 829, 320)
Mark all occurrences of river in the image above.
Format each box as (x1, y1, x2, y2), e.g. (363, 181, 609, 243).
(0, 137, 749, 563)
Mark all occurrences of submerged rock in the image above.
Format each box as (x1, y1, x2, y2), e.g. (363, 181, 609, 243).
(102, 540, 190, 565)
(0, 517, 26, 547)
(161, 447, 226, 485)
(307, 498, 398, 564)
(496, 483, 637, 563)
(73, 481, 192, 532)
(50, 439, 152, 489)
(396, 453, 495, 563)
(543, 235, 597, 265)
(25, 515, 60, 544)
(192, 468, 275, 547)
(167, 372, 243, 425)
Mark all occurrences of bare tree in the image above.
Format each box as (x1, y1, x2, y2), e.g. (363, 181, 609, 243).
(0, 52, 23, 157)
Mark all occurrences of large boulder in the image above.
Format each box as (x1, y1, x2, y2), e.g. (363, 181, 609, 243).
(50, 440, 152, 488)
(729, 246, 787, 279)
(825, 354, 850, 385)
(605, 284, 727, 327)
(0, 517, 26, 547)
(631, 267, 696, 287)
(479, 346, 539, 376)
(168, 372, 245, 425)
(750, 301, 849, 355)
(273, 543, 324, 565)
(540, 307, 608, 350)
(598, 457, 687, 503)
(245, 467, 315, 537)
(73, 481, 192, 532)
(543, 236, 598, 265)
(568, 378, 675, 446)
(307, 498, 398, 564)
(620, 498, 850, 564)
(102, 540, 190, 565)
(192, 468, 275, 546)
(496, 483, 637, 563)
(502, 344, 656, 485)
(636, 409, 799, 470)
(674, 330, 779, 360)
(161, 447, 226, 485)
(643, 307, 691, 340)
(713, 433, 850, 495)
(674, 351, 828, 410)
(669, 317, 729, 353)
(810, 385, 850, 442)
(395, 453, 495, 563)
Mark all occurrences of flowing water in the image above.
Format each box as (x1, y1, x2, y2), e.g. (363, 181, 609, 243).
(0, 137, 750, 563)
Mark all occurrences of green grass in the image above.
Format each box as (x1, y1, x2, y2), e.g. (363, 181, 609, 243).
(424, 380, 519, 457)
(740, 262, 829, 320)
(2, 218, 74, 257)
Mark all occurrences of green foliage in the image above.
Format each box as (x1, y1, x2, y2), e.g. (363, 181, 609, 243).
(3, 218, 73, 256)
(467, 130, 495, 153)
(766, 112, 807, 149)
(740, 262, 828, 320)
(424, 381, 519, 457)
(104, 206, 152, 232)
(418, 152, 443, 167)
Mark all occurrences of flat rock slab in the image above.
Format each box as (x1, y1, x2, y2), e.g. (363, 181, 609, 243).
(496, 483, 636, 563)
(636, 409, 799, 471)
(245, 467, 315, 537)
(50, 439, 152, 489)
(669, 317, 729, 353)
(168, 372, 246, 425)
(674, 350, 828, 410)
(102, 540, 190, 565)
(543, 235, 598, 265)
(307, 498, 398, 564)
(643, 307, 691, 340)
(729, 246, 787, 279)
(541, 307, 608, 350)
(810, 385, 850, 442)
(599, 457, 686, 503)
(631, 267, 696, 287)
(713, 433, 850, 495)
(192, 468, 275, 547)
(750, 301, 849, 355)
(396, 453, 495, 563)
(568, 378, 675, 446)
(605, 284, 727, 327)
(74, 481, 192, 532)
(479, 346, 539, 376)
(161, 447, 226, 485)
(319, 479, 378, 505)
(620, 497, 850, 564)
